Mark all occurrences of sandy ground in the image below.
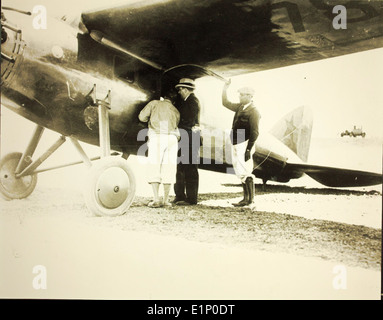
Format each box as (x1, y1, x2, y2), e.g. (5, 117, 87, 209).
(0, 151, 382, 300)
(0, 187, 381, 300)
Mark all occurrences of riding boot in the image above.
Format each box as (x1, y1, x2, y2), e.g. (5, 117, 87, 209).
(245, 176, 255, 205)
(233, 183, 248, 207)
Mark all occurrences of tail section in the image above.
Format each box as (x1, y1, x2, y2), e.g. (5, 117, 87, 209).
(269, 106, 313, 162)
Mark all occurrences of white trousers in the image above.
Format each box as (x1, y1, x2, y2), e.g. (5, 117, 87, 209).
(231, 141, 255, 183)
(147, 133, 178, 184)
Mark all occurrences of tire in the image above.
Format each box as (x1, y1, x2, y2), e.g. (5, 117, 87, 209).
(0, 152, 38, 200)
(83, 156, 136, 217)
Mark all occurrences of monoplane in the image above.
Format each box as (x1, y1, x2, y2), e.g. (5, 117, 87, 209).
(1, 0, 382, 216)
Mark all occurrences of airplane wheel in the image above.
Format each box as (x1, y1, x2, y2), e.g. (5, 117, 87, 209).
(0, 152, 38, 200)
(84, 156, 136, 217)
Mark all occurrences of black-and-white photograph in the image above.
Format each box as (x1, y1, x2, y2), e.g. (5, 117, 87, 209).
(1, 0, 382, 304)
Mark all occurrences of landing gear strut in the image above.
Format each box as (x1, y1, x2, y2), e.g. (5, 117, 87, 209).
(0, 85, 136, 216)
(83, 85, 136, 216)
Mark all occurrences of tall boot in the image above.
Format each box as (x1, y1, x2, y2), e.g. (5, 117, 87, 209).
(233, 183, 248, 207)
(245, 177, 255, 205)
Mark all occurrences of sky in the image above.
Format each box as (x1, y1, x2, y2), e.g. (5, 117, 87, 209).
(248, 48, 383, 139)
(2, 0, 383, 140)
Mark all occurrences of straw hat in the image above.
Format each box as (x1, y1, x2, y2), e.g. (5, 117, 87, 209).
(175, 78, 196, 90)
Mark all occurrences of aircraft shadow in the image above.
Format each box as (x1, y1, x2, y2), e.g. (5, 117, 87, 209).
(220, 183, 382, 196)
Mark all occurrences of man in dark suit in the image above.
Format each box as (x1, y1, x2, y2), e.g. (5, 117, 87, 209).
(173, 78, 201, 205)
(222, 80, 261, 207)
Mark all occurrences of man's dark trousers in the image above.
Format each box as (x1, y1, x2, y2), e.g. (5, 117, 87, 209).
(174, 129, 200, 204)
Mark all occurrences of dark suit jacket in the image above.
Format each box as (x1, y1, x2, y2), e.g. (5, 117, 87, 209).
(222, 98, 261, 151)
(177, 93, 201, 130)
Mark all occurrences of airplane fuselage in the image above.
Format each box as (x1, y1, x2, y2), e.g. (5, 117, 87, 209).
(2, 11, 153, 155)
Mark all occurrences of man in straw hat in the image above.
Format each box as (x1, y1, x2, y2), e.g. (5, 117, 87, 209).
(222, 80, 261, 207)
(173, 78, 201, 205)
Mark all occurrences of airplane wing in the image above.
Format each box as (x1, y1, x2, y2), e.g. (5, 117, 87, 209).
(284, 163, 382, 188)
(80, 0, 383, 77)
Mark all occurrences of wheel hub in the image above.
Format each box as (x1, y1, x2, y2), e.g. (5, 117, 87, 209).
(96, 167, 130, 209)
(0, 154, 36, 199)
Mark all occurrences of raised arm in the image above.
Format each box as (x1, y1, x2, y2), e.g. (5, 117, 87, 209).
(221, 80, 240, 112)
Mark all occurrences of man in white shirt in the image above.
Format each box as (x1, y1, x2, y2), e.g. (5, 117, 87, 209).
(139, 95, 180, 207)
